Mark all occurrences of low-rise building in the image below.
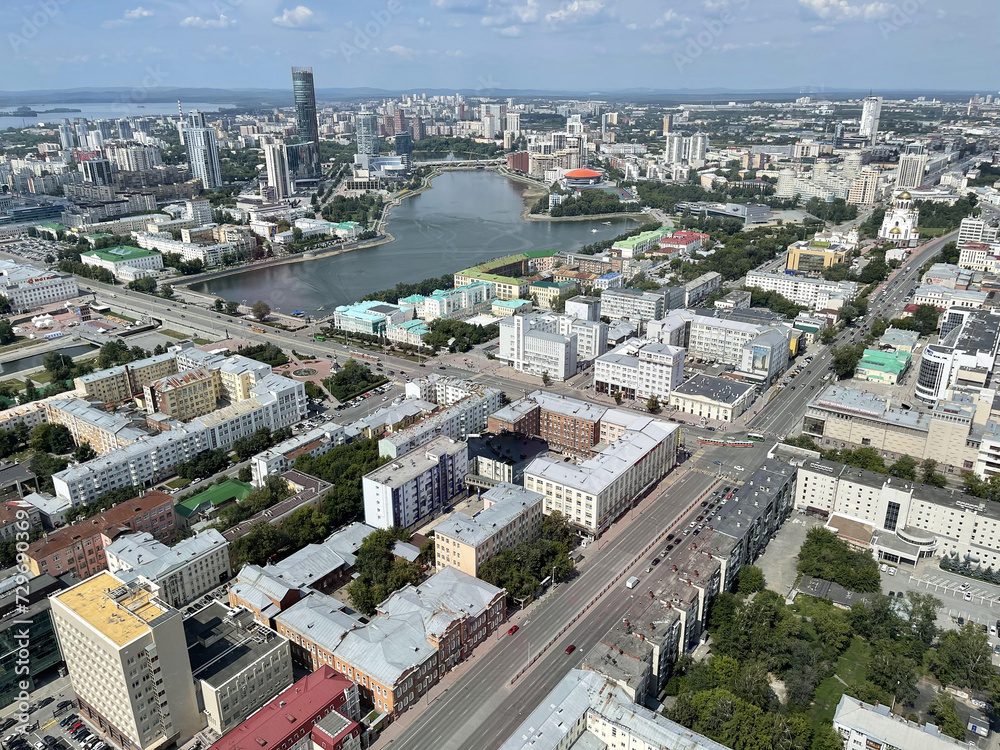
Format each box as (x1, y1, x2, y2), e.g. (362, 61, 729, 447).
(683, 271, 722, 307)
(433, 483, 544, 576)
(488, 390, 606, 457)
(274, 593, 365, 670)
(854, 348, 911, 385)
(913, 283, 987, 309)
(79, 245, 163, 280)
(746, 270, 858, 309)
(363, 436, 468, 529)
(250, 423, 351, 486)
(0, 259, 79, 312)
(669, 374, 756, 423)
(104, 529, 231, 607)
(833, 694, 970, 750)
(185, 603, 293, 735)
(879, 327, 920, 353)
(143, 367, 222, 421)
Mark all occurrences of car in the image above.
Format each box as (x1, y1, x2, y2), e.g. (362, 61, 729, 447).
(960, 582, 970, 590)
(689, 521, 696, 527)
(706, 426, 715, 431)
(888, 567, 896, 576)
(57, 701, 74, 710)
(888, 591, 894, 597)
(508, 625, 519, 635)
(965, 592, 973, 601)
(438, 366, 447, 370)
(39, 697, 54, 708)
(958, 616, 965, 626)
(734, 466, 745, 472)
(565, 644, 576, 655)
(36, 742, 46, 750)
(651, 558, 660, 566)
(666, 533, 674, 541)
(880, 564, 888, 572)
(419, 363, 426, 367)
(43, 738, 56, 748)
(0, 720, 16, 733)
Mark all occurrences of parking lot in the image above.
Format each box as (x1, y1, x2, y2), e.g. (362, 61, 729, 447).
(0, 676, 94, 750)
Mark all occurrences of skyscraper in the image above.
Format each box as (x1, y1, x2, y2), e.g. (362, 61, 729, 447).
(356, 111, 379, 156)
(264, 140, 293, 201)
(859, 95, 882, 146)
(185, 127, 222, 189)
(58, 119, 74, 150)
(897, 143, 928, 190)
(291, 67, 321, 177)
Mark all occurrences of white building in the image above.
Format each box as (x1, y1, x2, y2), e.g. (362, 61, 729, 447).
(524, 416, 679, 534)
(745, 270, 859, 310)
(958, 216, 999, 247)
(498, 313, 578, 382)
(79, 246, 164, 280)
(363, 436, 469, 529)
(896, 150, 928, 190)
(0, 260, 79, 312)
(250, 423, 350, 486)
(599, 288, 664, 330)
(878, 191, 920, 246)
(105, 529, 232, 608)
(859, 95, 882, 144)
(135, 232, 231, 268)
(50, 573, 202, 750)
(593, 339, 685, 402)
(185, 126, 222, 189)
(833, 695, 970, 750)
(263, 140, 293, 202)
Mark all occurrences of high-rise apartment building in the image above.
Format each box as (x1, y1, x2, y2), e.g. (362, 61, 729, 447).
(356, 111, 379, 156)
(896, 144, 928, 189)
(290, 67, 321, 177)
(263, 140, 293, 201)
(859, 95, 882, 145)
(59, 119, 75, 150)
(184, 127, 222, 189)
(50, 574, 202, 750)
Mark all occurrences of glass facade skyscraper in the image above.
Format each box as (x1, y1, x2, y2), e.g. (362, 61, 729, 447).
(291, 67, 320, 177)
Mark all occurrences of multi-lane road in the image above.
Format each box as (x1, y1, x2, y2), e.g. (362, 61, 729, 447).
(749, 230, 957, 438)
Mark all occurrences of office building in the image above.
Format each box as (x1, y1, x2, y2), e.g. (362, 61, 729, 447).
(433, 483, 543, 576)
(185, 602, 293, 735)
(105, 530, 231, 608)
(854, 348, 911, 385)
(143, 367, 222, 422)
(958, 216, 999, 247)
(81, 158, 114, 186)
(488, 390, 605, 457)
(205, 666, 360, 750)
(290, 67, 320, 177)
(263, 140, 293, 201)
(599, 288, 665, 330)
(0, 259, 79, 313)
(524, 417, 678, 534)
(897, 147, 928, 190)
(185, 126, 222, 189)
(51, 574, 202, 750)
(746, 270, 859, 309)
(684, 272, 723, 307)
(80, 246, 163, 280)
(497, 313, 578, 381)
(363, 436, 468, 529)
(668, 373, 756, 423)
(859, 95, 882, 144)
(785, 239, 850, 273)
(594, 339, 685, 401)
(914, 309, 1000, 403)
(356, 111, 379, 157)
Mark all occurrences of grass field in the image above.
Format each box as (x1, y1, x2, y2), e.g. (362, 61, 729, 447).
(193, 338, 212, 345)
(159, 329, 188, 339)
(165, 477, 191, 490)
(809, 637, 870, 725)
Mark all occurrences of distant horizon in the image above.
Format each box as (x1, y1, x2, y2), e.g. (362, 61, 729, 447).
(2, 0, 996, 93)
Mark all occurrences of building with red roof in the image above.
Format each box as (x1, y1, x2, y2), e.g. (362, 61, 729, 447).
(561, 167, 604, 188)
(206, 666, 360, 750)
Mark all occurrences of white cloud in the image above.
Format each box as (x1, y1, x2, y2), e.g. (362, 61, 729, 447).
(102, 6, 153, 28)
(431, 0, 484, 9)
(498, 24, 522, 35)
(545, 0, 605, 25)
(625, 22, 638, 30)
(181, 14, 236, 29)
(481, 14, 506, 25)
(512, 0, 539, 23)
(272, 6, 320, 29)
(446, 49, 464, 56)
(417, 16, 430, 26)
(388, 45, 418, 60)
(798, 0, 894, 21)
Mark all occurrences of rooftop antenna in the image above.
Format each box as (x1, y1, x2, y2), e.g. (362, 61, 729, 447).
(178, 99, 184, 120)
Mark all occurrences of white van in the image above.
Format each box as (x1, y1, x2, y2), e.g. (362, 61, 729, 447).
(626, 576, 640, 589)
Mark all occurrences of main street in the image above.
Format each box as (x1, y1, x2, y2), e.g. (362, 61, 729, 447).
(381, 442, 767, 750)
(748, 230, 957, 438)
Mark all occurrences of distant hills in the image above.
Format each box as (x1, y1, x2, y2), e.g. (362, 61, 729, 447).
(0, 85, 982, 108)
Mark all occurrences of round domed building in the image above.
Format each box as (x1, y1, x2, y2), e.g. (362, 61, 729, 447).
(561, 167, 604, 189)
(878, 190, 920, 247)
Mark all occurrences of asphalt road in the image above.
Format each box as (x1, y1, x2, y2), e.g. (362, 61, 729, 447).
(385, 444, 754, 750)
(748, 230, 957, 438)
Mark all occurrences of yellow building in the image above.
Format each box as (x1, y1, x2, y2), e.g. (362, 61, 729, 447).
(143, 367, 221, 421)
(75, 366, 133, 404)
(217, 356, 271, 403)
(785, 241, 849, 273)
(434, 483, 543, 576)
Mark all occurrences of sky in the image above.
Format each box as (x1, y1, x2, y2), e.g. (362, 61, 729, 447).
(1, 0, 996, 95)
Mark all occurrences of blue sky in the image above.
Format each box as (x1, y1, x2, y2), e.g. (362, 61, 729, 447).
(2, 0, 995, 93)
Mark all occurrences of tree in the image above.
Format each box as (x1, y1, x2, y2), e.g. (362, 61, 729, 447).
(0, 319, 15, 346)
(252, 300, 271, 321)
(613, 390, 623, 405)
(929, 693, 966, 740)
(229, 521, 288, 568)
(127, 277, 157, 294)
(541, 370, 551, 386)
(225, 300, 240, 315)
(30, 423, 74, 454)
(73, 442, 97, 462)
(159, 283, 174, 299)
(646, 395, 661, 413)
(911, 304, 941, 336)
(819, 326, 837, 345)
(736, 565, 765, 596)
(797, 527, 881, 592)
(888, 455, 917, 481)
(920, 458, 947, 488)
(932, 623, 994, 689)
(281, 506, 328, 548)
(213, 298, 225, 312)
(832, 343, 863, 378)
(540, 511, 577, 549)
(237, 466, 252, 483)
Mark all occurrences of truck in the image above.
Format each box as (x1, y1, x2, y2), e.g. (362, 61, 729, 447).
(625, 576, 640, 589)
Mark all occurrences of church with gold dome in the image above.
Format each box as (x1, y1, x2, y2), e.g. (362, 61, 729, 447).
(878, 190, 920, 247)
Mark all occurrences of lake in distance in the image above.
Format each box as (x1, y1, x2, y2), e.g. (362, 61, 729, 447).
(191, 170, 637, 315)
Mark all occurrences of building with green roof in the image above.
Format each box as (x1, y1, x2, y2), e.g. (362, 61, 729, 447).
(611, 229, 672, 258)
(854, 348, 911, 385)
(80, 245, 164, 278)
(175, 479, 254, 524)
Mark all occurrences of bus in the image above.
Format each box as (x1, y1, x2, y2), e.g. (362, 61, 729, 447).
(747, 433, 765, 442)
(314, 335, 326, 342)
(251, 326, 264, 333)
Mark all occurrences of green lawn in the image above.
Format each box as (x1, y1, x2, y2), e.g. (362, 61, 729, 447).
(165, 477, 191, 490)
(159, 329, 188, 339)
(193, 338, 212, 345)
(918, 227, 950, 238)
(29, 371, 54, 384)
(809, 637, 870, 726)
(109, 310, 137, 323)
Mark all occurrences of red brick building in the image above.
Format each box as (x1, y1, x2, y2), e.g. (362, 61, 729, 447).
(25, 490, 176, 577)
(207, 666, 361, 750)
